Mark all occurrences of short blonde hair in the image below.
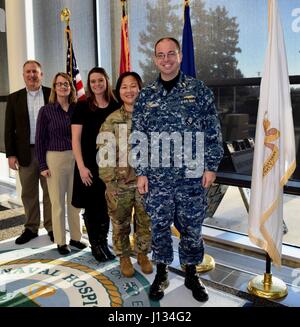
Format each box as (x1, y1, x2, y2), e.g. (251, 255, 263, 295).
(49, 72, 77, 104)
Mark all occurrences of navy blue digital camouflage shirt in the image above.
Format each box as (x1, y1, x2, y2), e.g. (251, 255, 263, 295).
(131, 71, 224, 180)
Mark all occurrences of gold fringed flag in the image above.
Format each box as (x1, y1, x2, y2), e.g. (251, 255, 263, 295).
(248, 0, 296, 267)
(119, 0, 131, 74)
(66, 24, 86, 101)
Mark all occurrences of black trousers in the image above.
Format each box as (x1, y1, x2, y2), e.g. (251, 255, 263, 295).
(83, 201, 110, 246)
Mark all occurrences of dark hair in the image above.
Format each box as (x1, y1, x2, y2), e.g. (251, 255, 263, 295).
(86, 67, 115, 110)
(115, 71, 143, 105)
(154, 37, 181, 55)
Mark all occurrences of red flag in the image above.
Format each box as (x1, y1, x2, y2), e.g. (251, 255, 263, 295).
(119, 0, 131, 74)
(66, 25, 86, 101)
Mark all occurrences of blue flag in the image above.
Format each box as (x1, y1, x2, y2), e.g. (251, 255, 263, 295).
(181, 2, 196, 78)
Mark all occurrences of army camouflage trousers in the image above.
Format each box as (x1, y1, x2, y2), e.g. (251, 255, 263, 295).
(144, 178, 207, 265)
(105, 184, 151, 257)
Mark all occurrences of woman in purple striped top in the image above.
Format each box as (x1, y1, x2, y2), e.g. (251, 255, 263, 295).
(35, 72, 87, 255)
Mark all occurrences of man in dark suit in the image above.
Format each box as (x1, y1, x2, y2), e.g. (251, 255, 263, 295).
(5, 60, 53, 244)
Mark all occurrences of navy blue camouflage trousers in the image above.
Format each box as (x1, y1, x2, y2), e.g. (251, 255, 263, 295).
(144, 177, 207, 265)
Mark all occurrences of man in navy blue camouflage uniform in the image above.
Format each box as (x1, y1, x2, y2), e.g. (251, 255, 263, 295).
(131, 37, 223, 302)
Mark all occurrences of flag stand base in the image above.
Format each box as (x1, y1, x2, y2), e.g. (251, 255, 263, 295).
(181, 254, 215, 273)
(247, 273, 288, 299)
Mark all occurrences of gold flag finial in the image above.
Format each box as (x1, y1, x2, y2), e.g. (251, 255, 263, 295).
(268, 0, 272, 32)
(61, 8, 71, 25)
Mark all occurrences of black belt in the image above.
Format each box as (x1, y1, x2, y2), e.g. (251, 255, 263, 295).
(30, 144, 35, 148)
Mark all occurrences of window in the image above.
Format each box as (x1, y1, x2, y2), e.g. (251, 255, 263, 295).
(0, 0, 9, 96)
(32, 0, 97, 88)
(102, 0, 300, 249)
(113, 0, 300, 181)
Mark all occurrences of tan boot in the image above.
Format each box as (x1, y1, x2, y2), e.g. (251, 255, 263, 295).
(137, 253, 153, 274)
(120, 256, 135, 277)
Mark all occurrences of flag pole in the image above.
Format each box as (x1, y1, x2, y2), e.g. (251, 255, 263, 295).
(266, 252, 271, 274)
(60, 8, 72, 79)
(248, 252, 287, 299)
(60, 8, 85, 101)
(171, 0, 214, 274)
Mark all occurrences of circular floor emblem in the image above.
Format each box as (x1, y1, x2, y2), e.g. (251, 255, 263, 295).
(0, 251, 158, 307)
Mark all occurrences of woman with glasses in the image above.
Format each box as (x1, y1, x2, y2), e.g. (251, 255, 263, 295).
(71, 67, 119, 262)
(35, 72, 86, 255)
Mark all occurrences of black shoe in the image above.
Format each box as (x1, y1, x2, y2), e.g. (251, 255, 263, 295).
(15, 229, 38, 245)
(149, 264, 169, 301)
(57, 244, 71, 255)
(69, 239, 87, 250)
(91, 244, 107, 262)
(48, 231, 54, 242)
(100, 242, 115, 260)
(185, 265, 209, 302)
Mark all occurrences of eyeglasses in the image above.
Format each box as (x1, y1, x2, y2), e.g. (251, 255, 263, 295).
(55, 82, 70, 88)
(155, 51, 178, 60)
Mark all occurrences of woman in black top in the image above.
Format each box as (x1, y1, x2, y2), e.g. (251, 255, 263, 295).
(71, 67, 118, 262)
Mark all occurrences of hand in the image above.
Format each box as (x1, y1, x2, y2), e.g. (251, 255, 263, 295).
(202, 171, 216, 188)
(137, 176, 148, 194)
(8, 156, 19, 170)
(41, 169, 51, 177)
(79, 166, 93, 186)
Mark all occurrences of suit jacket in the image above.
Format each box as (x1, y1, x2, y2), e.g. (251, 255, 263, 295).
(5, 86, 51, 167)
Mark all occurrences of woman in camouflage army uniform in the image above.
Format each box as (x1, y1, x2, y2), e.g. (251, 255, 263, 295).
(98, 72, 152, 277)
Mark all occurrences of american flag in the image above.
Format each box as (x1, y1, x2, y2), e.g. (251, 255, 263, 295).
(66, 25, 86, 101)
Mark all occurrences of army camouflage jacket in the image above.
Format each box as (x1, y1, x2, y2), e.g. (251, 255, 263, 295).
(98, 106, 136, 187)
(131, 71, 224, 179)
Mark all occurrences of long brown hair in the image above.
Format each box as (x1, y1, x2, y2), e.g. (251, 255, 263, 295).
(49, 72, 77, 104)
(86, 67, 115, 110)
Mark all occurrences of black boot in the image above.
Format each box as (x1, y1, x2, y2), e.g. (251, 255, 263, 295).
(83, 213, 107, 262)
(99, 239, 115, 260)
(149, 263, 169, 301)
(97, 217, 115, 260)
(91, 242, 107, 262)
(185, 264, 209, 302)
